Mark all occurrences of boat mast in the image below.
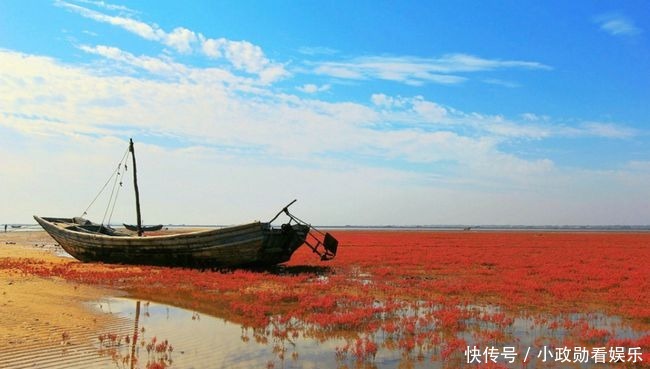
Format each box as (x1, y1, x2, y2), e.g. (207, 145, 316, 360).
(129, 138, 143, 236)
(130, 301, 141, 369)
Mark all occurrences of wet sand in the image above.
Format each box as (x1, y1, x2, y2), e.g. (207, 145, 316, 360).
(0, 231, 128, 368)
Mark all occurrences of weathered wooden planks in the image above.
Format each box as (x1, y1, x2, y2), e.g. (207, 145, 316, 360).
(34, 216, 309, 268)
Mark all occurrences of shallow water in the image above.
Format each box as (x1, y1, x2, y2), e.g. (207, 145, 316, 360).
(92, 297, 351, 369)
(85, 298, 647, 369)
(89, 297, 475, 369)
(1, 294, 644, 369)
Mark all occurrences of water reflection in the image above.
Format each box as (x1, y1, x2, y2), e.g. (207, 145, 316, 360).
(93, 298, 352, 369)
(91, 298, 647, 369)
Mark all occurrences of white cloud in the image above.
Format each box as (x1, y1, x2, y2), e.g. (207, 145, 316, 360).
(297, 84, 330, 94)
(222, 39, 269, 73)
(436, 54, 551, 72)
(411, 99, 447, 122)
(595, 13, 642, 36)
(1, 50, 526, 167)
(371, 93, 399, 108)
(57, 1, 288, 83)
(370, 94, 637, 142)
(79, 45, 187, 76)
(314, 59, 466, 85)
(580, 121, 636, 139)
(200, 36, 225, 58)
(1, 48, 645, 225)
(166, 27, 198, 54)
(73, 0, 138, 15)
(314, 63, 365, 80)
(520, 113, 549, 122)
(312, 54, 550, 86)
(56, 1, 164, 41)
(258, 64, 290, 85)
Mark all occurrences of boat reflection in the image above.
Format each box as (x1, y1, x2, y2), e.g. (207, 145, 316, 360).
(93, 297, 647, 369)
(93, 297, 355, 369)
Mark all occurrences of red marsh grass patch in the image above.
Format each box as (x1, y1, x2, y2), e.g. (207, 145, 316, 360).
(2, 231, 649, 367)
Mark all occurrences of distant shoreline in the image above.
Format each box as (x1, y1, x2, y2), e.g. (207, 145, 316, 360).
(5, 224, 650, 232)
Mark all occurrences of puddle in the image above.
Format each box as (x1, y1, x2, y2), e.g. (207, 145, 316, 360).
(89, 297, 454, 369)
(88, 298, 647, 369)
(3, 295, 637, 368)
(92, 298, 351, 369)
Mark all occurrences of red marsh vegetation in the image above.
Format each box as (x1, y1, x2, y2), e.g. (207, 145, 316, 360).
(2, 230, 649, 367)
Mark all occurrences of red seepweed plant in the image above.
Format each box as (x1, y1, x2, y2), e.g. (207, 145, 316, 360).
(2, 230, 649, 368)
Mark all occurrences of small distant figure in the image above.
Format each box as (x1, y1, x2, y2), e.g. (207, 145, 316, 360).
(4, 224, 6, 233)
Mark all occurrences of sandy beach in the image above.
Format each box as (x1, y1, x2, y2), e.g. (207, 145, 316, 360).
(0, 231, 128, 368)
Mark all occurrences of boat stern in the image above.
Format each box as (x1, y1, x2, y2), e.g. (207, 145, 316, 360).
(261, 200, 339, 265)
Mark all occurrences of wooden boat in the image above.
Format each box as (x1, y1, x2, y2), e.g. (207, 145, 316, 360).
(123, 223, 163, 232)
(35, 139, 337, 268)
(34, 216, 317, 268)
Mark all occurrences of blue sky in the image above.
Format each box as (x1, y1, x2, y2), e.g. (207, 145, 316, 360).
(1, 1, 648, 225)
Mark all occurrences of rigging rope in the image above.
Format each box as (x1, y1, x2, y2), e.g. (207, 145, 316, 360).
(100, 161, 123, 228)
(79, 145, 130, 221)
(107, 162, 126, 225)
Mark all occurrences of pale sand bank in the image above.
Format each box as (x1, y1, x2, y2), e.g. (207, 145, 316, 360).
(0, 231, 129, 368)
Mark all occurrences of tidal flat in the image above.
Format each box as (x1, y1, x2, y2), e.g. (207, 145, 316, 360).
(1, 230, 648, 368)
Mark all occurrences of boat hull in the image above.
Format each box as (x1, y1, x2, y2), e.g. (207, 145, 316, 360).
(34, 216, 309, 268)
(123, 223, 164, 232)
